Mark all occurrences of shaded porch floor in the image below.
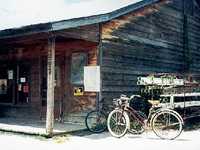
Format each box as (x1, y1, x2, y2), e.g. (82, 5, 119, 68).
(0, 117, 86, 136)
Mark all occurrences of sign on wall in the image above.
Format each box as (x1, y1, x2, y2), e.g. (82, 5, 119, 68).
(74, 87, 84, 96)
(8, 70, 13, 80)
(84, 66, 100, 92)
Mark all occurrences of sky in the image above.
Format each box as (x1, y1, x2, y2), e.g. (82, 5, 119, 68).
(0, 0, 142, 30)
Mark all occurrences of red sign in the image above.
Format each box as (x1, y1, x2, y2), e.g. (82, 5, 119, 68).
(23, 85, 29, 93)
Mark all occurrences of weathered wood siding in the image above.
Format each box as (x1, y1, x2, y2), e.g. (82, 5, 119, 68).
(30, 57, 41, 114)
(101, 0, 200, 109)
(188, 16, 200, 72)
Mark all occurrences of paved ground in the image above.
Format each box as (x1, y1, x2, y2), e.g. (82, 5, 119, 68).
(0, 130, 200, 150)
(0, 117, 86, 135)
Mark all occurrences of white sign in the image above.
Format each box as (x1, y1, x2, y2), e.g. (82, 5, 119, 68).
(137, 77, 184, 86)
(84, 66, 100, 92)
(20, 77, 26, 83)
(8, 70, 13, 79)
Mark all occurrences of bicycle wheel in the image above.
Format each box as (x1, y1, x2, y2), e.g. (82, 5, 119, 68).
(85, 110, 107, 133)
(152, 110, 183, 140)
(107, 109, 130, 138)
(128, 111, 146, 134)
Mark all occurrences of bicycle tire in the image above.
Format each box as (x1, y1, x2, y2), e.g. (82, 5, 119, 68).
(151, 110, 183, 140)
(107, 109, 130, 138)
(85, 110, 107, 133)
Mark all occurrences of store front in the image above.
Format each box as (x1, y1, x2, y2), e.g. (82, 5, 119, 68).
(0, 62, 30, 105)
(0, 25, 99, 124)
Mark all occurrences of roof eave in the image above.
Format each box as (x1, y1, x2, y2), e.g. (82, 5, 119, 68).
(52, 0, 160, 31)
(0, 0, 160, 39)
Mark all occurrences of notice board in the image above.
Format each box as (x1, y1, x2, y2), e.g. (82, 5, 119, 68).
(84, 66, 100, 92)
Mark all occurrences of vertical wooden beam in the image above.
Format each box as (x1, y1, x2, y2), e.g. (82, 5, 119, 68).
(46, 37, 55, 136)
(59, 56, 65, 122)
(16, 63, 19, 104)
(97, 23, 103, 109)
(38, 49, 42, 120)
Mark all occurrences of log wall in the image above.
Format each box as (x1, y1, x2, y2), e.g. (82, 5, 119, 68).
(101, 0, 200, 110)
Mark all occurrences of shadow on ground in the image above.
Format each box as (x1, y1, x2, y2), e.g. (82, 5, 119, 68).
(184, 116, 200, 131)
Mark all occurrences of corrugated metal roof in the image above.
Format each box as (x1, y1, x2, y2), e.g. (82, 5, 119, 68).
(0, 0, 160, 39)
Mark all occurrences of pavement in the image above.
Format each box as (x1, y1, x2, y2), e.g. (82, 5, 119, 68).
(0, 130, 200, 150)
(0, 117, 86, 136)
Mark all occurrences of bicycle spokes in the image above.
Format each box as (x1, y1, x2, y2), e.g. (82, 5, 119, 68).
(152, 111, 183, 140)
(107, 109, 129, 138)
(85, 111, 107, 133)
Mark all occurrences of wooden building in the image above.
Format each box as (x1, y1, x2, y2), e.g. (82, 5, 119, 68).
(0, 0, 200, 135)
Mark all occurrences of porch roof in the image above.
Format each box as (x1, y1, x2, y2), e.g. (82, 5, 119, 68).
(0, 0, 160, 39)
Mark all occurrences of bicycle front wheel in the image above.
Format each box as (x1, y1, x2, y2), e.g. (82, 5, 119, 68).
(152, 110, 183, 140)
(85, 110, 107, 133)
(107, 109, 130, 138)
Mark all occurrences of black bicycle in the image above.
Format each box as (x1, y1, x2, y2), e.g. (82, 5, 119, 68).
(85, 98, 107, 133)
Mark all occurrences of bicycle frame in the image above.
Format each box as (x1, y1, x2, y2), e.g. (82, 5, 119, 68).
(121, 106, 146, 127)
(120, 104, 161, 129)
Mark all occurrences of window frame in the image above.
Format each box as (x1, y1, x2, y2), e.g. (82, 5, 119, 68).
(70, 52, 88, 85)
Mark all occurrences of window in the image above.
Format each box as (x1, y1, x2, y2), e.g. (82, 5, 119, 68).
(0, 79, 7, 95)
(71, 53, 87, 85)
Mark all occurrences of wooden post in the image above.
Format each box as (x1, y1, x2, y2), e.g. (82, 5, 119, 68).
(46, 37, 55, 136)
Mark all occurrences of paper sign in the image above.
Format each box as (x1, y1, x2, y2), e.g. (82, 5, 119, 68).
(20, 77, 26, 83)
(84, 66, 100, 92)
(8, 70, 13, 79)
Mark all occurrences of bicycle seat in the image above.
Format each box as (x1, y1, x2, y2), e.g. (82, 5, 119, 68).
(148, 100, 160, 106)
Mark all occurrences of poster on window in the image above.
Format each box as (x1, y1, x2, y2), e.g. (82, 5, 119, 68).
(84, 66, 100, 92)
(0, 79, 7, 94)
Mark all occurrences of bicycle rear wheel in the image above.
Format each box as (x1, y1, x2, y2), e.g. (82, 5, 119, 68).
(85, 110, 107, 133)
(152, 110, 183, 140)
(107, 109, 130, 138)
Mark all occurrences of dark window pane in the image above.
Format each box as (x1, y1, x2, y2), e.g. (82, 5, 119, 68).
(71, 53, 87, 85)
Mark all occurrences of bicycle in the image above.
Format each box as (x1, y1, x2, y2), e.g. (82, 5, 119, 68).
(107, 94, 184, 140)
(85, 97, 107, 133)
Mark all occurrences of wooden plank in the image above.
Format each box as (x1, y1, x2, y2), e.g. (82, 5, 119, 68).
(102, 85, 139, 92)
(46, 37, 55, 136)
(103, 29, 184, 48)
(117, 25, 184, 45)
(103, 47, 184, 62)
(102, 38, 184, 53)
(55, 24, 99, 42)
(126, 20, 183, 37)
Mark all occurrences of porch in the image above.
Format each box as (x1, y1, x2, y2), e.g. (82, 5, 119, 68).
(0, 117, 86, 136)
(0, 23, 100, 136)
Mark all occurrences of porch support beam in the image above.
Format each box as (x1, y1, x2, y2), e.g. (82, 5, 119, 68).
(46, 36, 55, 136)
